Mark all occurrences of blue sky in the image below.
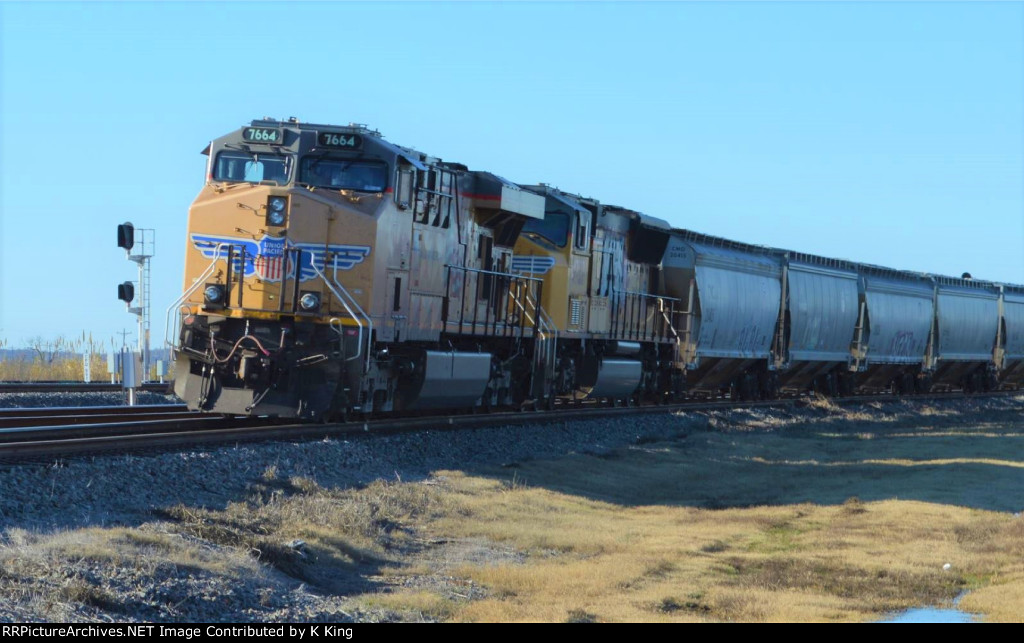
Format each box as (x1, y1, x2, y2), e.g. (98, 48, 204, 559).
(1, 1, 1022, 348)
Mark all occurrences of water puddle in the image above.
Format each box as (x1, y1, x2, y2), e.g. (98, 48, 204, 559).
(882, 607, 977, 623)
(881, 592, 979, 623)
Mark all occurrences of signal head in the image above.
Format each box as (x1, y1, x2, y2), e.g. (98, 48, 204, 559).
(117, 222, 135, 251)
(117, 281, 135, 304)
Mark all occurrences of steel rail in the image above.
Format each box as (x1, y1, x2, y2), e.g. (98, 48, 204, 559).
(0, 418, 244, 445)
(0, 404, 187, 419)
(0, 409, 201, 431)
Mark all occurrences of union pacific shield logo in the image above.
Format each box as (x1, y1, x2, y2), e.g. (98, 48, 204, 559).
(190, 234, 370, 282)
(510, 255, 556, 275)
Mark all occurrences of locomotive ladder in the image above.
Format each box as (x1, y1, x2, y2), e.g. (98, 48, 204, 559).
(520, 286, 558, 381)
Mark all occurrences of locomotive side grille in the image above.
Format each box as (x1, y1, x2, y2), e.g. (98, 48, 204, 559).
(570, 298, 585, 328)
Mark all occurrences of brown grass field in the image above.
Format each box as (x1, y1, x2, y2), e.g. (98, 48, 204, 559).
(353, 400, 1024, 622)
(2, 398, 1023, 621)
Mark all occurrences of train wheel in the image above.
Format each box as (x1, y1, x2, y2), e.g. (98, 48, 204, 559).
(838, 373, 853, 397)
(744, 374, 757, 401)
(811, 377, 823, 397)
(901, 373, 914, 395)
(826, 373, 838, 397)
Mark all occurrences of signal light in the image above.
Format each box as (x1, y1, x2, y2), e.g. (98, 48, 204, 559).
(118, 281, 135, 303)
(117, 222, 135, 251)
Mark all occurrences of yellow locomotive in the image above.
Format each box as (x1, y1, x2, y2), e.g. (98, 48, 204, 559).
(170, 118, 681, 419)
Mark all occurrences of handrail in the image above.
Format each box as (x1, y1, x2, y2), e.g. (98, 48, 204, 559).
(611, 288, 682, 343)
(305, 254, 372, 371)
(656, 298, 681, 341)
(452, 264, 545, 283)
(165, 243, 228, 349)
(307, 259, 360, 363)
(615, 289, 682, 303)
(523, 290, 557, 339)
(333, 255, 374, 373)
(440, 263, 557, 383)
(521, 287, 558, 378)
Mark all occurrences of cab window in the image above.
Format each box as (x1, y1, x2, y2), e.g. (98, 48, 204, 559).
(574, 210, 590, 251)
(213, 151, 290, 184)
(299, 157, 388, 192)
(521, 211, 570, 248)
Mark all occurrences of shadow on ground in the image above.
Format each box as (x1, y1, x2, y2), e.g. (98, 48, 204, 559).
(474, 420, 1024, 512)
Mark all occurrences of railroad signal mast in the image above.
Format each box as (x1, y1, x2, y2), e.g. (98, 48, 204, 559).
(116, 222, 155, 382)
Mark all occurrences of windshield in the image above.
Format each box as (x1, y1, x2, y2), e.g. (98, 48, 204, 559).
(299, 157, 388, 192)
(213, 151, 290, 184)
(522, 211, 570, 248)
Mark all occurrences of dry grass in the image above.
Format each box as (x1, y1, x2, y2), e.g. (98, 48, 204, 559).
(362, 591, 457, 621)
(0, 525, 263, 578)
(155, 476, 460, 594)
(0, 334, 108, 381)
(417, 488, 981, 622)
(0, 525, 265, 620)
(0, 334, 174, 381)
(346, 404, 1024, 622)
(0, 478, 458, 619)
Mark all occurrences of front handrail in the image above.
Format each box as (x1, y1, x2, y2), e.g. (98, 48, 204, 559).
(305, 254, 372, 371)
(307, 259, 361, 364)
(165, 243, 228, 349)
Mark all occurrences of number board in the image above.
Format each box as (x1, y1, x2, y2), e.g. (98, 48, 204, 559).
(242, 127, 283, 144)
(318, 132, 363, 150)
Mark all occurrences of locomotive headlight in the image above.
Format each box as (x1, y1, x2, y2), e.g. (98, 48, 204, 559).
(204, 284, 226, 306)
(266, 196, 288, 227)
(299, 292, 321, 312)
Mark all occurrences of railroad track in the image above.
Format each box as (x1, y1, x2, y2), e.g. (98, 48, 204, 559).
(0, 404, 189, 428)
(0, 382, 171, 394)
(0, 390, 1017, 464)
(0, 405, 244, 448)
